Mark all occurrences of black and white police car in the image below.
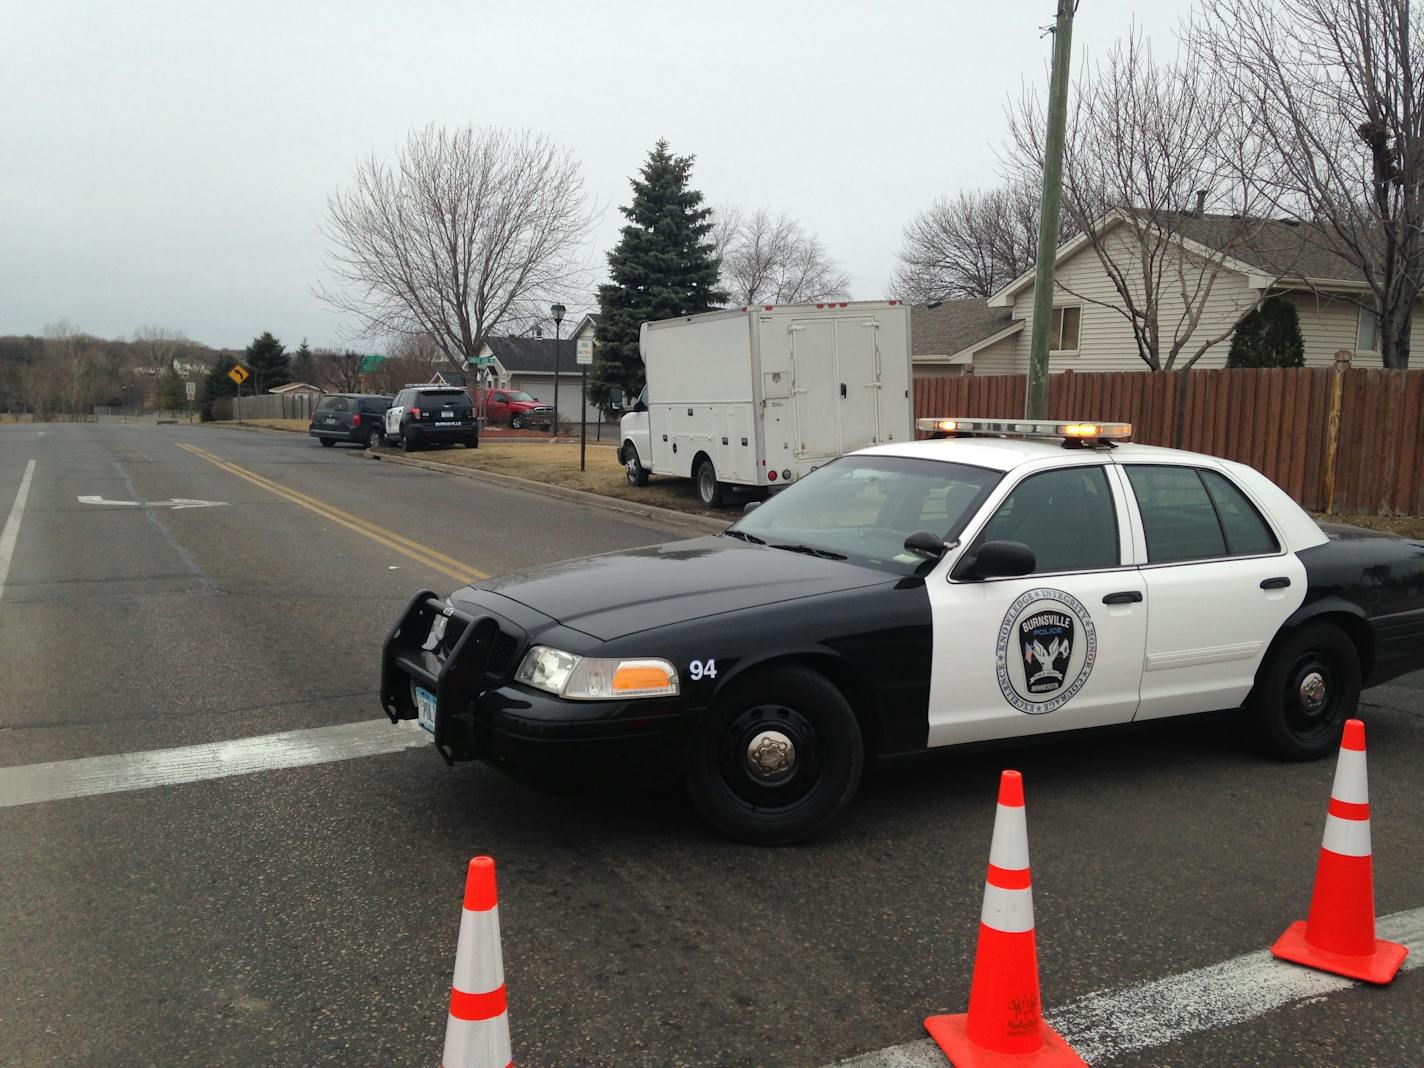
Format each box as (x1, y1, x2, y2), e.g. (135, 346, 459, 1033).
(380, 418, 1424, 844)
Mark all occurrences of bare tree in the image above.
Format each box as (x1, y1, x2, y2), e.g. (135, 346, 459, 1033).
(131, 326, 191, 374)
(318, 124, 595, 369)
(890, 184, 1072, 301)
(1006, 31, 1295, 371)
(308, 348, 368, 393)
(714, 206, 851, 304)
(1194, 0, 1424, 368)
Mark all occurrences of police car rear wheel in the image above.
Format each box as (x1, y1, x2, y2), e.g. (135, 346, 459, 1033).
(1249, 622, 1359, 760)
(686, 666, 863, 845)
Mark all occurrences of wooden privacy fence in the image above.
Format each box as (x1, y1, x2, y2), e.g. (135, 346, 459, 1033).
(913, 366, 1424, 516)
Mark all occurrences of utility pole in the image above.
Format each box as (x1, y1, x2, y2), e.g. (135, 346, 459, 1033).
(1024, 0, 1076, 420)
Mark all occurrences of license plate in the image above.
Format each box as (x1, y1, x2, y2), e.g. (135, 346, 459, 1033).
(416, 686, 437, 734)
(441, 410, 454, 418)
(324, 417, 337, 424)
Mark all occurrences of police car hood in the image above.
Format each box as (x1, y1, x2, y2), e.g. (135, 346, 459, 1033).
(469, 535, 893, 641)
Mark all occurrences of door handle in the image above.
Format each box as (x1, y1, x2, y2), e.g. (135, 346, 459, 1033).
(1102, 591, 1143, 605)
(840, 383, 847, 398)
(1260, 577, 1291, 590)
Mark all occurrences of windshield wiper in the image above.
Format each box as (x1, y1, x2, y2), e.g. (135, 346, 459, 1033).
(769, 543, 847, 560)
(723, 529, 766, 544)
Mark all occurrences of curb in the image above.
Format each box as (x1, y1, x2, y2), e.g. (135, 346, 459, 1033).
(367, 451, 728, 536)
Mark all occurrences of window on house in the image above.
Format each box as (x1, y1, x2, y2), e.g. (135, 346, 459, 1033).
(1050, 305, 1082, 352)
(1356, 306, 1380, 352)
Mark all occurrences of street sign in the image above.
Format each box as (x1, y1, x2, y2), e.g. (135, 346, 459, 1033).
(185, 381, 197, 401)
(576, 338, 593, 366)
(473, 356, 495, 368)
(228, 364, 250, 385)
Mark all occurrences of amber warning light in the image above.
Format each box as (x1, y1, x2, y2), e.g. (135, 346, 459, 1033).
(915, 417, 1133, 441)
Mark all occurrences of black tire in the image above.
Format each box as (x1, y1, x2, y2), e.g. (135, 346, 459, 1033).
(686, 665, 864, 845)
(401, 428, 419, 453)
(696, 457, 726, 507)
(465, 436, 479, 449)
(624, 444, 650, 487)
(510, 414, 523, 429)
(366, 426, 383, 450)
(1248, 622, 1361, 760)
(319, 438, 335, 448)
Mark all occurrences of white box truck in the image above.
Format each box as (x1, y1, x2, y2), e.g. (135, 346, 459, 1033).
(617, 301, 913, 506)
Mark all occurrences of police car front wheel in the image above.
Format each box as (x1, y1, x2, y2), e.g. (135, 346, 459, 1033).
(686, 666, 863, 845)
(1249, 622, 1360, 761)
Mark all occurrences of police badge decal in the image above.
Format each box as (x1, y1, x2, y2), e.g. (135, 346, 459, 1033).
(995, 588, 1097, 714)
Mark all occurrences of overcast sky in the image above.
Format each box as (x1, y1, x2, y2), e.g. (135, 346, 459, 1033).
(2, 0, 1197, 351)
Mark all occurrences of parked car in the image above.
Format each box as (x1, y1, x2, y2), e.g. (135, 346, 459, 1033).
(383, 386, 478, 451)
(379, 417, 1424, 843)
(308, 394, 393, 449)
(475, 387, 553, 429)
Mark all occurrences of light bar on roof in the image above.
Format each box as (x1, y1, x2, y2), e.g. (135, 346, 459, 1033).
(915, 417, 1133, 441)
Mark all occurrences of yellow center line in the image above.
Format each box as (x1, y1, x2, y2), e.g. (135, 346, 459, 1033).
(175, 442, 487, 584)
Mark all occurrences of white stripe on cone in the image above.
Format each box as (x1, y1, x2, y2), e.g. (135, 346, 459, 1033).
(453, 905, 505, 997)
(1321, 812, 1372, 857)
(980, 883, 1036, 933)
(1330, 747, 1368, 805)
(987, 803, 1030, 870)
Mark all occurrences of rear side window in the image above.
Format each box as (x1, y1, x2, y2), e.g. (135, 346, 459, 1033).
(978, 466, 1119, 573)
(1126, 465, 1277, 563)
(316, 396, 349, 412)
(1200, 470, 1278, 555)
(361, 397, 390, 413)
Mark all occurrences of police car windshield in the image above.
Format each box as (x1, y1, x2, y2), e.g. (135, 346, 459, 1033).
(727, 455, 1001, 575)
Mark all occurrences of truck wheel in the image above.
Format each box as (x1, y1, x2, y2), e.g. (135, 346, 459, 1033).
(686, 665, 864, 845)
(401, 428, 419, 453)
(625, 446, 650, 487)
(696, 458, 726, 506)
(319, 438, 335, 447)
(1248, 622, 1360, 760)
(510, 414, 523, 429)
(367, 426, 383, 450)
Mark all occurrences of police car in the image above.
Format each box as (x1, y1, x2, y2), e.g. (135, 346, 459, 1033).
(380, 418, 1424, 844)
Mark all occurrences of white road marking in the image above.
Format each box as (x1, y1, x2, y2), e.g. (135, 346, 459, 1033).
(0, 719, 431, 808)
(0, 459, 36, 601)
(76, 495, 227, 509)
(830, 907, 1423, 1067)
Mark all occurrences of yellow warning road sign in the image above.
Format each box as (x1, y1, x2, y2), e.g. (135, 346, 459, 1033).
(228, 364, 250, 385)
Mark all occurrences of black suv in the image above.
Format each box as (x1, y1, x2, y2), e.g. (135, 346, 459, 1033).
(386, 386, 478, 451)
(308, 394, 393, 449)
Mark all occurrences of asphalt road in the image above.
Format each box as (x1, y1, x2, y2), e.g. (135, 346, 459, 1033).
(2, 421, 1421, 1068)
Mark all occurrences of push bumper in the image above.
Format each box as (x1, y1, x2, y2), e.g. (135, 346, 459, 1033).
(380, 591, 691, 773)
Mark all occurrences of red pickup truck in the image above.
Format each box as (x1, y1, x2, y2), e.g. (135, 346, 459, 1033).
(474, 388, 554, 429)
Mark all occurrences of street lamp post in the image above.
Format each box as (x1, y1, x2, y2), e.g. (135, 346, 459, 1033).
(550, 303, 566, 438)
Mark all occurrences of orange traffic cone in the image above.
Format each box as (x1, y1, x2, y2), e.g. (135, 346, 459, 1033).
(1271, 718, 1408, 983)
(925, 771, 1085, 1068)
(441, 857, 514, 1068)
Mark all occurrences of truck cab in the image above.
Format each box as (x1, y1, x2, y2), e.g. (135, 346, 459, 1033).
(476, 387, 554, 429)
(619, 387, 653, 486)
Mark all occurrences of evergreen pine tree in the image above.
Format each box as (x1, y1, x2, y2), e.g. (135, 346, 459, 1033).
(291, 338, 317, 385)
(155, 367, 185, 412)
(244, 331, 291, 393)
(200, 355, 239, 421)
(594, 140, 726, 398)
(1227, 297, 1305, 368)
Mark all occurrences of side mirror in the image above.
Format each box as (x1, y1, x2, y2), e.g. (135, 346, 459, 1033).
(607, 386, 624, 411)
(956, 540, 1036, 581)
(903, 530, 947, 559)
(743, 500, 762, 515)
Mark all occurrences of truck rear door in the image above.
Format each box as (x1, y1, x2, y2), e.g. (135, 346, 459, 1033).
(789, 319, 840, 459)
(834, 317, 882, 451)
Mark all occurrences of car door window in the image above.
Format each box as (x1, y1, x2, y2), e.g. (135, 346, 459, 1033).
(1125, 465, 1228, 562)
(977, 466, 1119, 573)
(1200, 470, 1279, 556)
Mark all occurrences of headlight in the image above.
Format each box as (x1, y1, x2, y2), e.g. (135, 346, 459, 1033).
(515, 646, 679, 700)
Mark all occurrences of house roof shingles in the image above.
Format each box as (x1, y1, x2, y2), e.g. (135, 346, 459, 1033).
(912, 299, 1019, 358)
(483, 336, 578, 374)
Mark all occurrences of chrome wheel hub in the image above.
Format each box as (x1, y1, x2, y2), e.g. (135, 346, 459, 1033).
(1299, 671, 1327, 713)
(746, 730, 796, 778)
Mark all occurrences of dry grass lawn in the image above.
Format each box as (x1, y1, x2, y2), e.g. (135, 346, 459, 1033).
(396, 441, 732, 519)
(240, 418, 310, 432)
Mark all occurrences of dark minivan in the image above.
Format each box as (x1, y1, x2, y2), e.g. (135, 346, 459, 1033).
(308, 394, 393, 450)
(386, 386, 478, 451)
